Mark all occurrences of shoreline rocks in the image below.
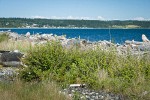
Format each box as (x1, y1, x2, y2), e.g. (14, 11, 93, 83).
(1, 31, 150, 55)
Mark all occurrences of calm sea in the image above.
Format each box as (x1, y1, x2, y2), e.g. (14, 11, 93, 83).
(0, 28, 150, 44)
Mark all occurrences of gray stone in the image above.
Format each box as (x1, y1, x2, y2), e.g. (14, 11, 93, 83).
(1, 51, 23, 67)
(99, 95, 104, 99)
(71, 90, 75, 93)
(95, 96, 99, 99)
(115, 96, 120, 100)
(91, 95, 96, 99)
(1, 52, 23, 62)
(80, 96, 85, 99)
(68, 94, 72, 97)
(2, 61, 22, 67)
(85, 95, 90, 99)
(0, 51, 10, 64)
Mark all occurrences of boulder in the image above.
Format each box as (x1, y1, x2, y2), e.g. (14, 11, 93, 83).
(25, 32, 30, 38)
(142, 34, 149, 42)
(40, 34, 53, 40)
(137, 43, 150, 51)
(0, 50, 10, 64)
(1, 51, 23, 67)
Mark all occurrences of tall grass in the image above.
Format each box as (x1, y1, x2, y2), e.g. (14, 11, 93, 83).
(20, 42, 150, 99)
(0, 80, 70, 100)
(0, 40, 33, 52)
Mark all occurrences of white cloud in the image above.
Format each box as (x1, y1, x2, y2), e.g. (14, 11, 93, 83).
(133, 17, 150, 21)
(133, 17, 145, 21)
(65, 16, 106, 20)
(31, 16, 48, 19)
(80, 16, 90, 20)
(50, 16, 65, 19)
(66, 16, 90, 20)
(97, 16, 106, 20)
(66, 16, 77, 19)
(31, 15, 92, 20)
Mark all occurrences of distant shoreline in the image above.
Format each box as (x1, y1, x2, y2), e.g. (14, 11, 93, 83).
(1, 28, 150, 30)
(1, 18, 150, 29)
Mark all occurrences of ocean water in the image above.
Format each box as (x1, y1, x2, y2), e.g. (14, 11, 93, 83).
(0, 28, 150, 44)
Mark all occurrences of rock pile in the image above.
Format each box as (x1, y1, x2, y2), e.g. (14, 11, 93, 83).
(60, 84, 124, 100)
(0, 67, 18, 82)
(0, 50, 23, 82)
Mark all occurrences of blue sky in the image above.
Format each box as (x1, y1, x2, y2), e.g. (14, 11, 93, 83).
(0, 0, 150, 20)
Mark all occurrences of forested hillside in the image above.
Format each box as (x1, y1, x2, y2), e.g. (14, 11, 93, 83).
(0, 18, 150, 28)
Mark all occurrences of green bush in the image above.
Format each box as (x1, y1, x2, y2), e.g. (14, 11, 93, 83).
(20, 42, 150, 99)
(20, 42, 101, 88)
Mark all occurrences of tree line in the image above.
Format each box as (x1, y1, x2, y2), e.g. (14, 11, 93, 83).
(0, 18, 150, 28)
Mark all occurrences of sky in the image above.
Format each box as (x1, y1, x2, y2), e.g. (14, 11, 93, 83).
(0, 0, 150, 20)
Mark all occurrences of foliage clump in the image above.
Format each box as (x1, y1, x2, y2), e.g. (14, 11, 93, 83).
(20, 42, 100, 87)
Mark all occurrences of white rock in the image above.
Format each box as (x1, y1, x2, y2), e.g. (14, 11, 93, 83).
(25, 32, 30, 38)
(142, 34, 149, 42)
(14, 50, 19, 53)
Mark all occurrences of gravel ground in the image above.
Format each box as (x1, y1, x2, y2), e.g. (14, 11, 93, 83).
(0, 67, 18, 82)
(61, 85, 125, 100)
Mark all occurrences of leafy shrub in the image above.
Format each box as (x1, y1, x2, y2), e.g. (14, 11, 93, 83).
(20, 42, 101, 88)
(20, 42, 65, 81)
